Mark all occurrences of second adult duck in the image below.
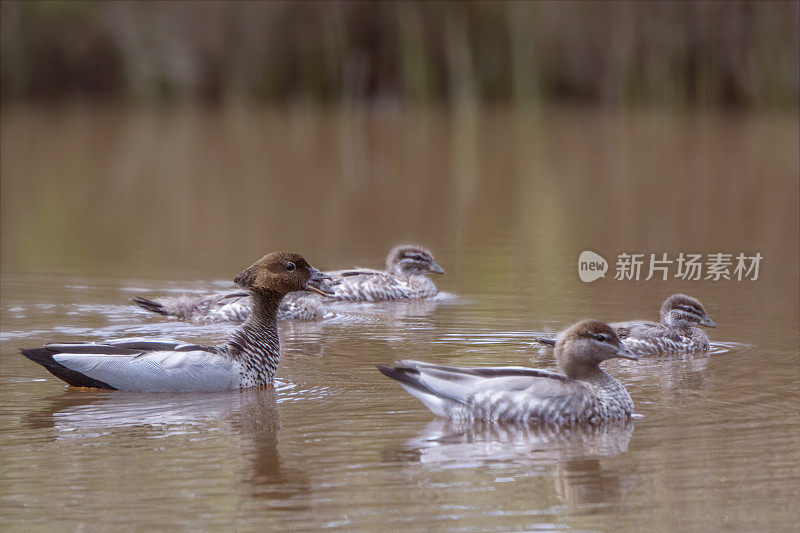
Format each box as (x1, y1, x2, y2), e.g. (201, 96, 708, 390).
(133, 245, 445, 323)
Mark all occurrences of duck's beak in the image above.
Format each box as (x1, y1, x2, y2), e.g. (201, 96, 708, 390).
(614, 343, 638, 361)
(700, 315, 716, 328)
(306, 267, 335, 296)
(428, 261, 445, 275)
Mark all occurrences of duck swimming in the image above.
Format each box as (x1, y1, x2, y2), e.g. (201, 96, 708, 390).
(536, 294, 716, 355)
(132, 244, 445, 323)
(377, 320, 637, 425)
(20, 252, 333, 392)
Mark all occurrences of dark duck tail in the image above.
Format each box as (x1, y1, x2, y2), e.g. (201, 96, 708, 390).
(131, 297, 168, 315)
(20, 348, 116, 389)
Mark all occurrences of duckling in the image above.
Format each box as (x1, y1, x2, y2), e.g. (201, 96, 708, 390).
(536, 294, 716, 355)
(132, 244, 444, 323)
(330, 244, 445, 302)
(20, 252, 333, 392)
(377, 320, 637, 425)
(133, 290, 332, 323)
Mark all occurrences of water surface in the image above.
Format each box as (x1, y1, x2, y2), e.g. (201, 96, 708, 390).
(1, 106, 798, 531)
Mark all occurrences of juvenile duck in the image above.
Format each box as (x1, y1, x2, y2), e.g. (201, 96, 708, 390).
(133, 290, 332, 323)
(133, 244, 444, 323)
(536, 294, 716, 355)
(329, 244, 445, 302)
(377, 320, 637, 425)
(20, 252, 333, 392)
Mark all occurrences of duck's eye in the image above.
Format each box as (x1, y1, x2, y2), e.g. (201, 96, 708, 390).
(594, 333, 607, 342)
(285, 262, 296, 271)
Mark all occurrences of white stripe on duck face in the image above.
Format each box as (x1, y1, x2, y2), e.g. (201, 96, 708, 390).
(673, 309, 703, 324)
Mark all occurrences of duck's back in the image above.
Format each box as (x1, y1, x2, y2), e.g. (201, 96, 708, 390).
(207, 292, 252, 323)
(23, 340, 243, 392)
(611, 320, 708, 354)
(327, 268, 416, 302)
(465, 373, 594, 424)
(378, 361, 630, 424)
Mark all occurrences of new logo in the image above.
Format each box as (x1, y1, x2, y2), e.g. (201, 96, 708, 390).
(578, 251, 608, 282)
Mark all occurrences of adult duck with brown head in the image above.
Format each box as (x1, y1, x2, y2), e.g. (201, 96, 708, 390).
(21, 252, 333, 392)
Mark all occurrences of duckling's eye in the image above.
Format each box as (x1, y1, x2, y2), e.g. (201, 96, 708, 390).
(594, 333, 607, 342)
(285, 262, 296, 271)
(410, 255, 424, 261)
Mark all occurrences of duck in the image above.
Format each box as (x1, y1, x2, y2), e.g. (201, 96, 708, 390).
(133, 290, 332, 323)
(328, 244, 445, 302)
(132, 244, 445, 324)
(535, 294, 716, 355)
(20, 252, 334, 392)
(377, 319, 637, 425)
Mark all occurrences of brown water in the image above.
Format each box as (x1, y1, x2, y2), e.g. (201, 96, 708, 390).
(1, 105, 799, 531)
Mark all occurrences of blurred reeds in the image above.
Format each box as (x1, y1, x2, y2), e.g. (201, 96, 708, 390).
(1, 0, 797, 108)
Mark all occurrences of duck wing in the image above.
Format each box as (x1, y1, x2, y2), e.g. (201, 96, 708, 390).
(21, 340, 240, 392)
(611, 320, 680, 342)
(133, 291, 250, 322)
(327, 268, 412, 302)
(377, 360, 589, 422)
(208, 292, 253, 322)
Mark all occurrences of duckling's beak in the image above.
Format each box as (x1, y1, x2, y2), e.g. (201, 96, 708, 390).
(700, 315, 716, 328)
(615, 344, 638, 361)
(306, 268, 335, 296)
(428, 261, 445, 275)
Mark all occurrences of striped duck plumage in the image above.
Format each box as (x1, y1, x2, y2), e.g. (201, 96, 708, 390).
(536, 294, 716, 355)
(132, 244, 445, 323)
(20, 252, 333, 392)
(324, 244, 444, 302)
(377, 320, 637, 425)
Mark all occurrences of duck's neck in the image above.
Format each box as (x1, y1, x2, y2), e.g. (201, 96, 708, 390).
(226, 289, 282, 385)
(390, 264, 407, 279)
(663, 315, 696, 335)
(565, 363, 617, 388)
(393, 265, 425, 281)
(580, 367, 619, 388)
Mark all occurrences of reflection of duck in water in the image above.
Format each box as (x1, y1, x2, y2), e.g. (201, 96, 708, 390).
(378, 320, 637, 424)
(24, 387, 311, 505)
(556, 457, 630, 507)
(20, 252, 333, 391)
(389, 417, 634, 466)
(132, 245, 445, 323)
(382, 417, 633, 510)
(26, 388, 282, 436)
(537, 294, 716, 355)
